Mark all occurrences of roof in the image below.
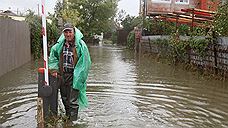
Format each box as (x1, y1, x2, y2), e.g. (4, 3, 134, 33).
(0, 10, 17, 16)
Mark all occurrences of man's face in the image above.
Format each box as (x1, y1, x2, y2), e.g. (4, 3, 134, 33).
(64, 29, 74, 42)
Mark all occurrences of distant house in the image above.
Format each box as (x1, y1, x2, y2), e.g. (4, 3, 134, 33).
(93, 33, 104, 46)
(1, 10, 17, 16)
(138, 0, 223, 35)
(0, 10, 26, 21)
(0, 10, 52, 23)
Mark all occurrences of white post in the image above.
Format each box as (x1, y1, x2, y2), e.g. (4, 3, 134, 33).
(41, 0, 49, 85)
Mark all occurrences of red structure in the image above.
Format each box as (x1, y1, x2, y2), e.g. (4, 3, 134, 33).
(200, 0, 208, 10)
(144, 0, 220, 15)
(199, 0, 220, 11)
(142, 0, 220, 30)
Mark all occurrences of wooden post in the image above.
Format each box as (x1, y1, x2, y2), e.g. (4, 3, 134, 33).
(134, 27, 142, 53)
(212, 30, 218, 74)
(37, 98, 44, 128)
(191, 9, 195, 33)
(175, 14, 179, 33)
(148, 37, 152, 52)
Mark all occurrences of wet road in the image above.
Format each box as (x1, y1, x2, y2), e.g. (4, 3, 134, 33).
(0, 45, 228, 128)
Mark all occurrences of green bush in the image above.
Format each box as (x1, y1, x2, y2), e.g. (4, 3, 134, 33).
(25, 10, 59, 59)
(189, 38, 211, 57)
(214, 3, 228, 36)
(127, 31, 135, 49)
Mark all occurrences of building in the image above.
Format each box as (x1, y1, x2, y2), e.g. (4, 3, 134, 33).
(138, 0, 222, 30)
(140, 0, 220, 16)
(0, 10, 52, 23)
(0, 10, 26, 21)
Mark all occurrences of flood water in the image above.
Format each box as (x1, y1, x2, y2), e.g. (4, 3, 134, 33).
(0, 45, 228, 128)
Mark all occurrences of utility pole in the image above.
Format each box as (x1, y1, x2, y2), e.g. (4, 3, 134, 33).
(37, 4, 40, 16)
(139, 0, 142, 16)
(142, 0, 146, 36)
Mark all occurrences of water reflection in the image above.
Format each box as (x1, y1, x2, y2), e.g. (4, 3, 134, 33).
(0, 46, 228, 128)
(0, 61, 38, 127)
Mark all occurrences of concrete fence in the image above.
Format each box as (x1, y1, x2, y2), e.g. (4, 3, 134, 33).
(0, 17, 31, 77)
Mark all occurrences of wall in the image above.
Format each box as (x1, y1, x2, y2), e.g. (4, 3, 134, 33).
(145, 0, 220, 15)
(146, 0, 199, 15)
(0, 17, 31, 77)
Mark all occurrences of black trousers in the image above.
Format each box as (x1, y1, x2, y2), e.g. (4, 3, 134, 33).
(60, 73, 79, 120)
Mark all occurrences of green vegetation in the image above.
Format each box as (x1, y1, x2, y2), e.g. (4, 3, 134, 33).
(213, 3, 228, 36)
(144, 19, 175, 35)
(120, 15, 142, 47)
(22, 0, 120, 59)
(126, 31, 135, 49)
(24, 0, 228, 61)
(54, 1, 80, 27)
(25, 10, 58, 59)
(188, 38, 211, 57)
(121, 15, 142, 33)
(55, 0, 118, 40)
(25, 11, 42, 59)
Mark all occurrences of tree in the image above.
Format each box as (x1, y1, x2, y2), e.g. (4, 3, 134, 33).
(54, 1, 80, 26)
(54, 1, 63, 17)
(115, 9, 127, 29)
(121, 15, 142, 33)
(68, 0, 119, 37)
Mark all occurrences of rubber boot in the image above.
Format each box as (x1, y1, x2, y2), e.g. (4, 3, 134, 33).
(69, 105, 79, 121)
(69, 89, 80, 121)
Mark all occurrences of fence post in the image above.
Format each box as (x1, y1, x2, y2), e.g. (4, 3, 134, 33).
(212, 31, 218, 74)
(134, 27, 142, 53)
(148, 37, 152, 52)
(187, 44, 191, 64)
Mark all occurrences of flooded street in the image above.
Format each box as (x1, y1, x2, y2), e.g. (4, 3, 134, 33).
(1, 46, 228, 128)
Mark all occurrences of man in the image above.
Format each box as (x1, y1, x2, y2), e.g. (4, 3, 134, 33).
(48, 23, 91, 121)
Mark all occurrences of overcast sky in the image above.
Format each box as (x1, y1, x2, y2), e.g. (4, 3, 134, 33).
(0, 0, 139, 16)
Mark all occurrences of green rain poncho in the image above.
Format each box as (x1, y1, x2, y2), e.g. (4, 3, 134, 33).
(48, 27, 91, 109)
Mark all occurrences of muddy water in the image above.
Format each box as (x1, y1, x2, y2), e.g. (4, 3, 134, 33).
(0, 46, 228, 128)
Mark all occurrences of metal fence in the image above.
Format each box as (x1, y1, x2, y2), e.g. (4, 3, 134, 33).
(140, 36, 228, 73)
(117, 29, 128, 45)
(0, 17, 31, 77)
(189, 40, 228, 71)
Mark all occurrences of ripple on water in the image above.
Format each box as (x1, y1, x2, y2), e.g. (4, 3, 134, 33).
(81, 81, 228, 128)
(1, 46, 228, 128)
(0, 84, 37, 128)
